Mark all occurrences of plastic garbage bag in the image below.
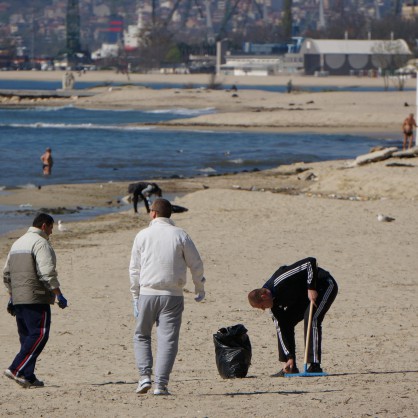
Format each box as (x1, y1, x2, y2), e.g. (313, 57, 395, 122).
(213, 324, 252, 378)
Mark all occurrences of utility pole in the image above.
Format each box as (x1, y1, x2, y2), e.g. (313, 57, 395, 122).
(282, 0, 292, 41)
(318, 0, 326, 29)
(31, 9, 35, 68)
(67, 0, 81, 67)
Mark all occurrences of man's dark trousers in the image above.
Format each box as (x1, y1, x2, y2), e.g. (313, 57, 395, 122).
(9, 304, 51, 382)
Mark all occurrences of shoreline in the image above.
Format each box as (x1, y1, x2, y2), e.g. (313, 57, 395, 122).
(149, 122, 401, 137)
(1, 70, 416, 88)
(1, 145, 417, 233)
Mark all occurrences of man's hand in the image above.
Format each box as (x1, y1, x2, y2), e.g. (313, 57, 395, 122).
(7, 298, 16, 316)
(57, 294, 68, 309)
(132, 299, 139, 318)
(194, 277, 206, 302)
(283, 359, 296, 373)
(308, 289, 318, 306)
(194, 290, 205, 302)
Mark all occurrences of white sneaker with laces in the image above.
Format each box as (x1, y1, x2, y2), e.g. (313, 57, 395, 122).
(136, 376, 152, 394)
(153, 386, 170, 396)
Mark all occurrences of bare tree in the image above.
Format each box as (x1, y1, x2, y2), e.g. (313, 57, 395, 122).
(135, 22, 175, 72)
(371, 40, 412, 91)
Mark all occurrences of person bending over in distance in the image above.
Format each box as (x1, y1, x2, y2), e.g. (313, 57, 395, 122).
(128, 182, 162, 213)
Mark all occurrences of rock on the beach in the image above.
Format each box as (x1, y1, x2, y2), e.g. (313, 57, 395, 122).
(355, 147, 398, 165)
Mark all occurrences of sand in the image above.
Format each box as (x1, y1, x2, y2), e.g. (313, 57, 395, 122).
(1, 70, 417, 134)
(0, 71, 417, 417)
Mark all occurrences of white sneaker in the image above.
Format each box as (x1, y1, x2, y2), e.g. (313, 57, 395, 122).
(136, 376, 152, 394)
(153, 386, 170, 396)
(4, 369, 31, 388)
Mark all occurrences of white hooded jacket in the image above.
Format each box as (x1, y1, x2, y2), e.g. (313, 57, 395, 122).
(129, 217, 204, 298)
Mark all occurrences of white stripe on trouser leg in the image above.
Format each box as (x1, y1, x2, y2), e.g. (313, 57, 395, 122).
(16, 309, 49, 374)
(311, 282, 334, 363)
(273, 317, 290, 356)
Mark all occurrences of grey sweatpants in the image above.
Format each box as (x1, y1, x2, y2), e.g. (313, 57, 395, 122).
(133, 295, 184, 387)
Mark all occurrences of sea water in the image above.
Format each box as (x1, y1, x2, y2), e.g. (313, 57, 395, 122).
(0, 104, 399, 234)
(0, 106, 399, 188)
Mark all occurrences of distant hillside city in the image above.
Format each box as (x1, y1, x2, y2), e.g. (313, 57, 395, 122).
(0, 0, 417, 72)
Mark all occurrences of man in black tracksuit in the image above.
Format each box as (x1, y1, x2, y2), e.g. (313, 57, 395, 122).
(248, 257, 338, 376)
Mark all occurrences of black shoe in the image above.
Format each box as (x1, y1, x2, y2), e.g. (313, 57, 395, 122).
(273, 367, 300, 377)
(307, 363, 323, 373)
(28, 378, 44, 388)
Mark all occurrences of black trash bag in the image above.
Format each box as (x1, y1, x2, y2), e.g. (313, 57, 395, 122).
(213, 324, 252, 379)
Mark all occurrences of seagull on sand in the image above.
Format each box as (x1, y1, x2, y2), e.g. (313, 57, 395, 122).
(57, 220, 68, 231)
(377, 214, 395, 222)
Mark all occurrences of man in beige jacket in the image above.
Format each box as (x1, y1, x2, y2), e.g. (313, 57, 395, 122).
(3, 213, 68, 388)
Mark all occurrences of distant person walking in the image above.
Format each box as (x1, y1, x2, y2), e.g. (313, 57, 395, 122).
(3, 213, 68, 388)
(40, 147, 53, 176)
(402, 113, 417, 150)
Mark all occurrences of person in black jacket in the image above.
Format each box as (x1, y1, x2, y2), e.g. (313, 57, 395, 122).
(248, 257, 338, 376)
(128, 182, 162, 213)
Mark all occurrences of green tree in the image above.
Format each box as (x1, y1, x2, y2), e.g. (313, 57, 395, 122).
(165, 45, 181, 63)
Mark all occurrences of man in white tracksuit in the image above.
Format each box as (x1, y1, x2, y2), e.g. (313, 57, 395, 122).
(129, 198, 205, 396)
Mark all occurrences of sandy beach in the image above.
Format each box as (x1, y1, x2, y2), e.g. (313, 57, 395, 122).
(1, 70, 417, 135)
(1, 71, 417, 417)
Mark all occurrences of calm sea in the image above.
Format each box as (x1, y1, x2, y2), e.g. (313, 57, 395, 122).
(0, 83, 400, 234)
(0, 105, 399, 188)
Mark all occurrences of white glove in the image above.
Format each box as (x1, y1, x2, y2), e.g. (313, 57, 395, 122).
(194, 290, 205, 302)
(132, 299, 139, 318)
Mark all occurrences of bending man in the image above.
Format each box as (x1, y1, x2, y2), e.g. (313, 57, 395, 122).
(248, 257, 337, 376)
(128, 182, 162, 213)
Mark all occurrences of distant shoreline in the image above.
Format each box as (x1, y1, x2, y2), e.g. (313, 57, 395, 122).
(1, 70, 416, 89)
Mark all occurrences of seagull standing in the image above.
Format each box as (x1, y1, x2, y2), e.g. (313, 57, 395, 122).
(58, 220, 68, 231)
(377, 214, 395, 222)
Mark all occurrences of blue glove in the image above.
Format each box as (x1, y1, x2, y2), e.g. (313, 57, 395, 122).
(57, 294, 68, 309)
(132, 299, 139, 318)
(7, 298, 16, 316)
(194, 290, 205, 302)
(194, 277, 206, 302)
